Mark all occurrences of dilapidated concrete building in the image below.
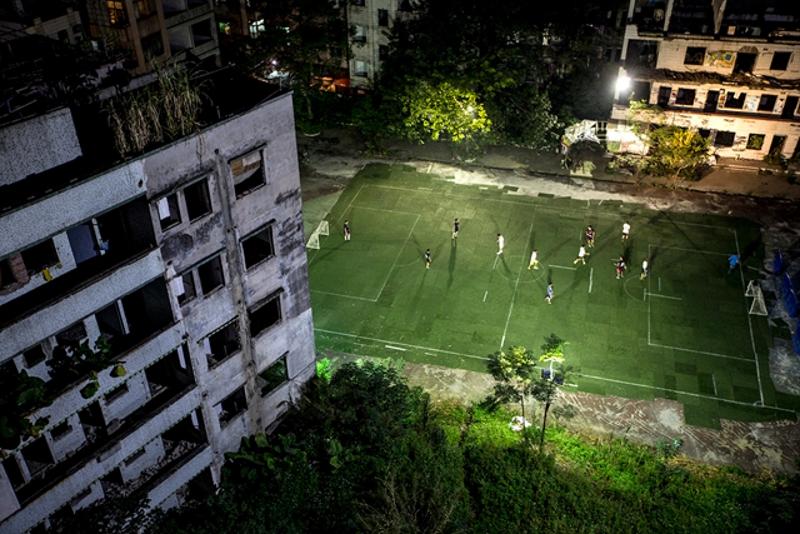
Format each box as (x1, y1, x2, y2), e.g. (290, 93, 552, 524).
(609, 0, 800, 161)
(0, 74, 315, 531)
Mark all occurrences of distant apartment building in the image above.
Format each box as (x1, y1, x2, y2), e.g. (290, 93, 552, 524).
(82, 0, 220, 74)
(0, 76, 315, 531)
(609, 0, 800, 161)
(347, 0, 413, 88)
(0, 1, 85, 44)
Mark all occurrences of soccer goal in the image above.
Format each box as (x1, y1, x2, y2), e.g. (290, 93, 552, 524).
(318, 220, 329, 236)
(306, 220, 330, 250)
(306, 232, 320, 250)
(745, 280, 759, 297)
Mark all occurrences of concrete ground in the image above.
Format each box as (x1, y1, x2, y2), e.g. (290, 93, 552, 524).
(302, 132, 800, 475)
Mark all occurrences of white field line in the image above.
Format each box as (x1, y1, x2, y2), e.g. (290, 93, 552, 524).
(646, 292, 682, 301)
(648, 244, 652, 345)
(643, 288, 646, 302)
(351, 205, 420, 216)
(426, 163, 433, 174)
(658, 277, 661, 291)
(499, 222, 534, 349)
(656, 245, 728, 256)
(576, 373, 795, 413)
(646, 342, 753, 362)
(483, 290, 488, 302)
(735, 229, 764, 405)
(712, 373, 718, 397)
(373, 215, 421, 302)
(492, 255, 499, 271)
(385, 345, 407, 352)
(588, 268, 594, 293)
(311, 289, 377, 302)
(550, 264, 577, 271)
(315, 328, 489, 361)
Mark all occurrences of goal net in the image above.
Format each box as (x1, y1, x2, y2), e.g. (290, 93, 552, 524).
(745, 280, 759, 297)
(318, 220, 329, 236)
(306, 232, 320, 250)
(749, 289, 768, 316)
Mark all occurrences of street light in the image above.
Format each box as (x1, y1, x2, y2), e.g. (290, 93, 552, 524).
(615, 73, 631, 94)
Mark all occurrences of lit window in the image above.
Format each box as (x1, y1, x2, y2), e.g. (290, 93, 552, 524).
(106, 0, 127, 26)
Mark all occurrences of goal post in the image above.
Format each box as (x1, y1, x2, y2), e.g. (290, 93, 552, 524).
(745, 280, 758, 297)
(306, 231, 320, 250)
(749, 290, 768, 316)
(318, 220, 329, 236)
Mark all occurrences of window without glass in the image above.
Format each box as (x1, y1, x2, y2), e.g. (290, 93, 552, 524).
(206, 321, 241, 367)
(184, 179, 212, 221)
(746, 134, 765, 150)
(683, 47, 705, 65)
(50, 420, 72, 441)
(21, 239, 59, 273)
(23, 345, 47, 368)
(156, 193, 181, 230)
(354, 60, 368, 76)
(142, 31, 164, 59)
(241, 226, 274, 269)
(758, 94, 777, 112)
(259, 354, 288, 397)
(249, 293, 282, 338)
(723, 92, 746, 109)
(230, 149, 265, 197)
(378, 9, 389, 27)
(55, 320, 88, 348)
(217, 386, 247, 426)
(770, 51, 791, 71)
(104, 383, 129, 404)
(714, 131, 735, 147)
(675, 88, 695, 105)
(198, 255, 225, 294)
(353, 25, 366, 43)
(351, 0, 365, 6)
(177, 271, 196, 305)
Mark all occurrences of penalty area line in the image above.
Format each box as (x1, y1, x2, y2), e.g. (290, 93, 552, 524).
(315, 328, 489, 361)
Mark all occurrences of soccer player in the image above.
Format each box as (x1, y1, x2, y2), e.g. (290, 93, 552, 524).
(615, 256, 626, 279)
(545, 283, 554, 304)
(585, 225, 596, 248)
(425, 248, 432, 269)
(621, 221, 631, 241)
(343, 220, 351, 241)
(728, 253, 739, 273)
(497, 233, 505, 255)
(528, 249, 540, 270)
(573, 245, 589, 265)
(452, 218, 460, 240)
(640, 258, 649, 280)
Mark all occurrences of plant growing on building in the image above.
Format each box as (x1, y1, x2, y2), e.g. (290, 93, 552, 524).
(0, 367, 52, 449)
(111, 362, 127, 378)
(80, 373, 100, 400)
(315, 358, 333, 383)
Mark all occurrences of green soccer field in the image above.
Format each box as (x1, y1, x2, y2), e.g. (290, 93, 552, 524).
(305, 163, 799, 427)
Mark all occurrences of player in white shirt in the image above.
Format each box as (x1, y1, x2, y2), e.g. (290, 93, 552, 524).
(496, 233, 505, 255)
(640, 258, 649, 280)
(528, 249, 540, 270)
(573, 245, 589, 265)
(622, 221, 631, 241)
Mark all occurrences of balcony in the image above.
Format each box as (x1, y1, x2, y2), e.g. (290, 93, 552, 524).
(1, 378, 199, 532)
(0, 248, 164, 361)
(163, 0, 212, 28)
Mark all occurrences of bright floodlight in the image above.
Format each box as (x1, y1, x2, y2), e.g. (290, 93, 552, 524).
(466, 105, 475, 115)
(615, 74, 631, 93)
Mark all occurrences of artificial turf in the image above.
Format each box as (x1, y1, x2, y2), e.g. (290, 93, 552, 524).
(305, 163, 799, 427)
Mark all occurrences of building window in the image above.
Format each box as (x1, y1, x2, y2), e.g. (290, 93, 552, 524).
(23, 345, 47, 368)
(230, 149, 265, 197)
(770, 52, 791, 71)
(249, 18, 266, 37)
(55, 320, 88, 349)
(378, 9, 389, 27)
(106, 0, 127, 26)
(683, 47, 705, 65)
(674, 88, 695, 106)
(249, 292, 282, 338)
(156, 193, 181, 231)
(746, 134, 765, 150)
(353, 25, 366, 43)
(135, 0, 155, 18)
(50, 420, 72, 441)
(205, 320, 241, 368)
(758, 94, 777, 112)
(351, 0, 365, 6)
(723, 92, 746, 109)
(258, 354, 288, 397)
(184, 179, 212, 221)
(124, 446, 146, 465)
(197, 255, 225, 294)
(104, 383, 129, 404)
(21, 239, 59, 274)
(176, 271, 197, 305)
(216, 386, 247, 426)
(354, 60, 368, 76)
(714, 131, 735, 147)
(141, 31, 164, 59)
(379, 45, 388, 61)
(241, 226, 275, 269)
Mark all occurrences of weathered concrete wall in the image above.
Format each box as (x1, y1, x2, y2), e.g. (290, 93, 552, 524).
(0, 108, 81, 187)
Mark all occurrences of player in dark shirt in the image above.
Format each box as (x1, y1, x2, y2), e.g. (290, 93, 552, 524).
(425, 248, 432, 269)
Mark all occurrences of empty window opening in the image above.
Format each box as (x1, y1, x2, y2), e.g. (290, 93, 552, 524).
(197, 255, 225, 294)
(205, 321, 241, 368)
(2, 456, 24, 489)
(723, 92, 746, 109)
(21, 239, 59, 273)
(55, 320, 88, 351)
(145, 347, 194, 395)
(242, 226, 274, 269)
(50, 420, 72, 441)
(249, 292, 282, 338)
(258, 354, 288, 397)
(714, 131, 736, 147)
(770, 51, 791, 71)
(177, 271, 197, 305)
(104, 383, 129, 404)
(758, 94, 777, 112)
(378, 9, 389, 27)
(746, 134, 765, 150)
(656, 86, 671, 107)
(156, 193, 181, 230)
(23, 345, 47, 368)
(675, 88, 695, 106)
(21, 436, 55, 477)
(230, 150, 265, 198)
(124, 447, 146, 466)
(216, 386, 247, 426)
(733, 52, 756, 74)
(184, 179, 212, 221)
(683, 47, 705, 65)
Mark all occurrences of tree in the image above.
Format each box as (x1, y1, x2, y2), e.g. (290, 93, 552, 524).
(645, 125, 711, 184)
(399, 81, 491, 144)
(530, 334, 567, 452)
(487, 345, 538, 442)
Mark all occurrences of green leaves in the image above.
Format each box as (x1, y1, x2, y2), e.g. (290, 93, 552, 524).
(399, 81, 491, 144)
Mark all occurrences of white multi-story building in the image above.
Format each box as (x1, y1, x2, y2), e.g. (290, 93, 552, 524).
(609, 0, 800, 161)
(0, 76, 315, 532)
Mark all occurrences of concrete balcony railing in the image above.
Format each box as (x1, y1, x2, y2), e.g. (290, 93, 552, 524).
(147, 445, 212, 510)
(0, 248, 164, 361)
(164, 3, 213, 28)
(0, 386, 202, 533)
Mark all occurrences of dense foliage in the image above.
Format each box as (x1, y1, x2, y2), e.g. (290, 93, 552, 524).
(147, 361, 799, 534)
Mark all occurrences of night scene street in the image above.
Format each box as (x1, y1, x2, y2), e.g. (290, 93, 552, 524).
(1, 1, 800, 532)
